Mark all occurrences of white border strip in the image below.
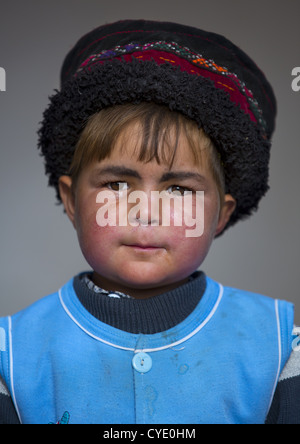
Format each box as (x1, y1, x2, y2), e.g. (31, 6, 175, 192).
(267, 299, 282, 413)
(59, 283, 224, 354)
(8, 316, 22, 424)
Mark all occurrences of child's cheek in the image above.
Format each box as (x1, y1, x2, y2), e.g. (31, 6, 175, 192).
(168, 193, 205, 240)
(78, 223, 119, 270)
(74, 198, 113, 254)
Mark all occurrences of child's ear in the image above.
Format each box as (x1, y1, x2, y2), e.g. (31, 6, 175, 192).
(58, 176, 76, 229)
(215, 194, 236, 237)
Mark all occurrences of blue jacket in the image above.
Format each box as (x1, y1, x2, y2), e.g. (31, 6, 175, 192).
(0, 276, 294, 424)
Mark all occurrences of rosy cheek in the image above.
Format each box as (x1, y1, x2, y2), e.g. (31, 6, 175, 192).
(87, 222, 120, 247)
(77, 225, 113, 267)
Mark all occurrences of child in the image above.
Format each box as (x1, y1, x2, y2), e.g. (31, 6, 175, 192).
(0, 19, 299, 424)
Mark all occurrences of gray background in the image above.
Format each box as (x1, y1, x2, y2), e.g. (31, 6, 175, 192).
(0, 0, 299, 322)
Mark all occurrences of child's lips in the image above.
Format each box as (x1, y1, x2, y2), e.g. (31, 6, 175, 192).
(123, 242, 165, 252)
(128, 245, 160, 250)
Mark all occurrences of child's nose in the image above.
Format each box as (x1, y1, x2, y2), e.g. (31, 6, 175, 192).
(127, 190, 160, 227)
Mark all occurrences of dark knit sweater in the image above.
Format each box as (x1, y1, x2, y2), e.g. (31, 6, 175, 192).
(74, 271, 205, 334)
(1, 273, 299, 424)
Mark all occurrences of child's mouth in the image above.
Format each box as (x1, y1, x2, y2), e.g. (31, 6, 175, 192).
(124, 243, 164, 252)
(131, 245, 159, 250)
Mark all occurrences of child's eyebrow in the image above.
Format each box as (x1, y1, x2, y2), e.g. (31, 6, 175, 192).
(91, 166, 206, 183)
(92, 166, 142, 179)
(159, 171, 206, 183)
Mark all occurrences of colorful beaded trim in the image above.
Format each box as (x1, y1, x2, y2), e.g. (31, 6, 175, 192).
(75, 41, 266, 131)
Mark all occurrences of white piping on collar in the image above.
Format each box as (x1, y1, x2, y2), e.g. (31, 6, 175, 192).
(59, 282, 223, 353)
(8, 316, 22, 424)
(267, 299, 282, 414)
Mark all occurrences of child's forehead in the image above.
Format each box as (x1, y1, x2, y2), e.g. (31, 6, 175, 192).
(95, 150, 205, 176)
(109, 119, 209, 168)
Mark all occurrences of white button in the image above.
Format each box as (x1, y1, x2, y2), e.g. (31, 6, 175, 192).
(132, 352, 152, 373)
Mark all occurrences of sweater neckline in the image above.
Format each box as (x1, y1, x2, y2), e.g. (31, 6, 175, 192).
(73, 271, 206, 334)
(59, 275, 222, 352)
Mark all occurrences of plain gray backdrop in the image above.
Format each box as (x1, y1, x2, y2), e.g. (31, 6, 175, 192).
(0, 0, 299, 322)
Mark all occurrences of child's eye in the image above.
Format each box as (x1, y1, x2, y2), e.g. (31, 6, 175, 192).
(106, 181, 129, 192)
(166, 185, 191, 196)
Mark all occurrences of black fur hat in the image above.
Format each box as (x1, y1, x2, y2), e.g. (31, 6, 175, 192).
(38, 19, 277, 230)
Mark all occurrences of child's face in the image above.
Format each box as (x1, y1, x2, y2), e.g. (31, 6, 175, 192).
(59, 121, 235, 298)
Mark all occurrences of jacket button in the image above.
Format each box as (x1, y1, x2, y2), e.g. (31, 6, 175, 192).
(132, 352, 152, 373)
